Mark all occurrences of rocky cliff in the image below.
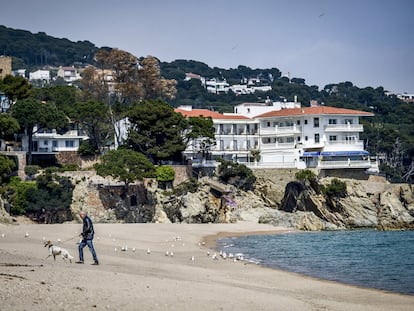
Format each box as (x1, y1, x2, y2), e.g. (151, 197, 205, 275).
(2, 170, 413, 230)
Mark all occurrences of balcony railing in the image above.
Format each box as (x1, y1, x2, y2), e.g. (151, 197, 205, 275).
(260, 142, 295, 149)
(324, 140, 364, 148)
(324, 124, 363, 132)
(318, 160, 371, 169)
(260, 125, 301, 136)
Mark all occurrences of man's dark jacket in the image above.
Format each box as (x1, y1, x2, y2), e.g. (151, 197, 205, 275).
(82, 215, 95, 240)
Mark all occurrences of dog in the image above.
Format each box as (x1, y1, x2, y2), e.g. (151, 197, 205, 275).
(44, 240, 74, 263)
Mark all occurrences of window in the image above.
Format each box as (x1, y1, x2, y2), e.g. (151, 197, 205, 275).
(304, 119, 308, 125)
(52, 140, 58, 147)
(329, 119, 337, 124)
(344, 119, 353, 125)
(315, 134, 320, 143)
(314, 118, 319, 128)
(297, 136, 301, 142)
(44, 140, 48, 146)
(247, 108, 250, 113)
(267, 121, 271, 127)
(305, 136, 308, 141)
(219, 140, 224, 150)
(329, 135, 337, 141)
(286, 137, 294, 143)
(65, 140, 74, 148)
(296, 120, 301, 125)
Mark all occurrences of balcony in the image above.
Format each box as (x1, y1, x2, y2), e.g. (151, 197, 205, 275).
(260, 125, 301, 136)
(318, 160, 371, 169)
(324, 140, 364, 148)
(324, 124, 363, 132)
(260, 142, 295, 150)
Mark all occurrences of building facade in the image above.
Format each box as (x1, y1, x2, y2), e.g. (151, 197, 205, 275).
(175, 101, 374, 170)
(0, 56, 12, 79)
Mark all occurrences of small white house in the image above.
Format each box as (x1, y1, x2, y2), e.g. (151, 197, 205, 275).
(29, 70, 51, 84)
(57, 66, 80, 82)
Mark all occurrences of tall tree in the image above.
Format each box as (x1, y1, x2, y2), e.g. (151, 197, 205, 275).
(0, 75, 32, 104)
(94, 148, 155, 187)
(11, 98, 68, 164)
(185, 116, 216, 160)
(71, 100, 111, 152)
(0, 113, 20, 139)
(127, 99, 187, 164)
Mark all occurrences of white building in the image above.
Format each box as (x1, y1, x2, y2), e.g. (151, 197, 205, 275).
(203, 78, 230, 94)
(22, 126, 88, 155)
(397, 93, 414, 103)
(57, 66, 80, 82)
(29, 70, 51, 85)
(175, 102, 374, 170)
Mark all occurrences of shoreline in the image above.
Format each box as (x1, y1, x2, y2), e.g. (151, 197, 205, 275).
(204, 227, 414, 298)
(1, 222, 413, 310)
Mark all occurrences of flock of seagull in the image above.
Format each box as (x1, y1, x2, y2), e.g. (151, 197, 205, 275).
(1, 231, 246, 264)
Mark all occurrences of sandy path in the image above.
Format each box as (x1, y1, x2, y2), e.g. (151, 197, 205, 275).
(0, 222, 413, 311)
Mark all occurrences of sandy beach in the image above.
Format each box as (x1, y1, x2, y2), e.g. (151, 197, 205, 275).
(0, 222, 413, 311)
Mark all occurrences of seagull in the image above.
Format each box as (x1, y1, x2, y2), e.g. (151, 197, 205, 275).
(207, 251, 210, 256)
(147, 248, 151, 254)
(114, 247, 117, 252)
(165, 251, 170, 256)
(42, 236, 45, 241)
(57, 238, 61, 243)
(132, 248, 136, 252)
(212, 253, 218, 260)
(1, 233, 5, 238)
(169, 252, 174, 257)
(24, 232, 29, 238)
(191, 256, 195, 261)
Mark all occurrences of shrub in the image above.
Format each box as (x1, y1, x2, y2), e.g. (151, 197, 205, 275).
(6, 177, 37, 215)
(216, 158, 256, 191)
(156, 165, 175, 182)
(24, 165, 41, 177)
(295, 169, 316, 181)
(59, 164, 79, 172)
(323, 178, 347, 198)
(78, 140, 97, 156)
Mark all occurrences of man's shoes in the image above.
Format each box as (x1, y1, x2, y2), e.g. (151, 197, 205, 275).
(91, 261, 99, 265)
(75, 261, 84, 264)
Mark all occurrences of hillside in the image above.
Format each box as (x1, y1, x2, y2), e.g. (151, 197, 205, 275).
(1, 25, 413, 182)
(0, 25, 98, 69)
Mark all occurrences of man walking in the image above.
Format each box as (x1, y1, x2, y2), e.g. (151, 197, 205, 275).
(76, 211, 99, 265)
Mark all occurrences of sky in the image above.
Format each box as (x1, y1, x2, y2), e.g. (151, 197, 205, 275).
(2, 0, 414, 93)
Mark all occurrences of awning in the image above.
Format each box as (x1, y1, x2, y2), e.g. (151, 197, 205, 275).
(320, 151, 369, 156)
(302, 151, 320, 157)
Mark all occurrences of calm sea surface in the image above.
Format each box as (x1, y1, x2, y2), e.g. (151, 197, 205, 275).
(217, 230, 414, 295)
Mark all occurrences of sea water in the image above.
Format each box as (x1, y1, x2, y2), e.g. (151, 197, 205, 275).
(217, 230, 414, 295)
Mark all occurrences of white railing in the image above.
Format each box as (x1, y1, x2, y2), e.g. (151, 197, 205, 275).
(324, 140, 364, 148)
(260, 125, 301, 135)
(260, 142, 295, 149)
(318, 160, 371, 169)
(324, 124, 363, 132)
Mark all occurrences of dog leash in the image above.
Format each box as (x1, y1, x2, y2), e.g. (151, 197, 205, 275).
(59, 235, 80, 244)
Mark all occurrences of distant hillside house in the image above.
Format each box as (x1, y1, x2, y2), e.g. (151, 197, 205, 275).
(21, 125, 88, 156)
(57, 66, 80, 82)
(175, 101, 375, 171)
(397, 93, 414, 103)
(203, 78, 230, 94)
(29, 70, 50, 85)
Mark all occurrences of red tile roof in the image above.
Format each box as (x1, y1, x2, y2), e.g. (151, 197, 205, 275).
(256, 106, 374, 118)
(175, 108, 251, 120)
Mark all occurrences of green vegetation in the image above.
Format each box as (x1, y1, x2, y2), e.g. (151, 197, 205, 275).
(0, 25, 98, 68)
(24, 165, 40, 177)
(323, 178, 347, 198)
(0, 154, 16, 183)
(295, 169, 317, 182)
(216, 158, 256, 191)
(94, 149, 155, 186)
(126, 99, 188, 164)
(156, 165, 175, 183)
(5, 177, 36, 215)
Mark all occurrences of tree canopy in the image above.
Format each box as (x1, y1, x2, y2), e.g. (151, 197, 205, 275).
(126, 99, 188, 164)
(94, 148, 155, 186)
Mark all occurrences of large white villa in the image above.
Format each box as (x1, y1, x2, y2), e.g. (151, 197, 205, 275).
(175, 100, 375, 170)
